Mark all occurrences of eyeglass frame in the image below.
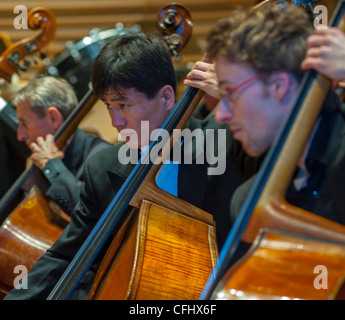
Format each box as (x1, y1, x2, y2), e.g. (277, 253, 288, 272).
(220, 73, 262, 105)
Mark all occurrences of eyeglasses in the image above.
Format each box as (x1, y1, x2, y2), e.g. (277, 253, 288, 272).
(221, 73, 261, 104)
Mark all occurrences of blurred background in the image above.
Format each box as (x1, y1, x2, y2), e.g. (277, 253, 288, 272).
(0, 0, 256, 144)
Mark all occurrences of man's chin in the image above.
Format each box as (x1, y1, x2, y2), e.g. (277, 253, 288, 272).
(243, 145, 265, 158)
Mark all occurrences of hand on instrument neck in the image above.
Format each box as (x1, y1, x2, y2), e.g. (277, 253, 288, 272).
(29, 133, 65, 170)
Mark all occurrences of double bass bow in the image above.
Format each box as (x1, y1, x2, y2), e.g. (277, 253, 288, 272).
(48, 4, 218, 300)
(200, 0, 345, 300)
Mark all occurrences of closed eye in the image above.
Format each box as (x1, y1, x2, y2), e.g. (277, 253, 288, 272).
(103, 103, 111, 110)
(119, 103, 129, 109)
(19, 120, 27, 129)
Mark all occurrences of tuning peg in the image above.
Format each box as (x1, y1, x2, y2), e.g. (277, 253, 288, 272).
(16, 63, 28, 72)
(7, 51, 21, 65)
(23, 41, 38, 54)
(172, 50, 182, 63)
(30, 54, 38, 64)
(23, 59, 31, 67)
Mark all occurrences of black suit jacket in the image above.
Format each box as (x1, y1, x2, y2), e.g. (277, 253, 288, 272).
(42, 129, 111, 214)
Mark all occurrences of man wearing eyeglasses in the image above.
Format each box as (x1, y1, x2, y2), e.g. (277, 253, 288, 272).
(186, 4, 345, 229)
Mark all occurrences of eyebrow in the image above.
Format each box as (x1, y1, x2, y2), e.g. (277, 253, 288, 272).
(100, 95, 128, 102)
(17, 115, 27, 121)
(219, 74, 261, 93)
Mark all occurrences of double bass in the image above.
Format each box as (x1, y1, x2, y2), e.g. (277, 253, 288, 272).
(200, 0, 345, 300)
(0, 7, 59, 298)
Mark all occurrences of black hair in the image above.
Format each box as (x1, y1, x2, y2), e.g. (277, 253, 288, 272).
(91, 33, 177, 99)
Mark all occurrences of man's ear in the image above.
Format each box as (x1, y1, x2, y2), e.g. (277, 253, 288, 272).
(160, 85, 175, 112)
(268, 72, 292, 101)
(46, 107, 64, 130)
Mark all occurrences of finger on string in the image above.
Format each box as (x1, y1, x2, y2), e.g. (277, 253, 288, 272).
(301, 57, 324, 70)
(306, 34, 325, 48)
(314, 26, 336, 35)
(305, 47, 323, 58)
(194, 61, 209, 72)
(186, 71, 202, 82)
(192, 69, 208, 80)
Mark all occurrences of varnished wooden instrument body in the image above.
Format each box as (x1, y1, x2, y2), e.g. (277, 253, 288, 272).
(89, 200, 218, 300)
(217, 229, 345, 300)
(0, 186, 67, 299)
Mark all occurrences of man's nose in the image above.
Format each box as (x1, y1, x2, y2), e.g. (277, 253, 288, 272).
(110, 108, 126, 128)
(17, 124, 27, 142)
(215, 99, 233, 124)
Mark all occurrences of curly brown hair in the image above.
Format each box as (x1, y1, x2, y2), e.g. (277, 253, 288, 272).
(206, 3, 314, 82)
